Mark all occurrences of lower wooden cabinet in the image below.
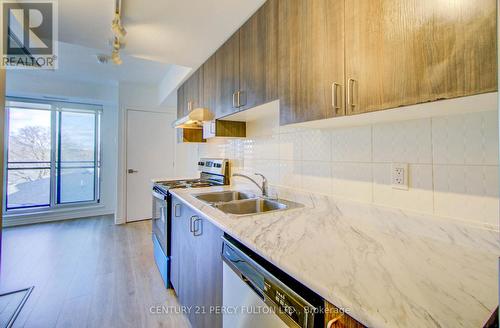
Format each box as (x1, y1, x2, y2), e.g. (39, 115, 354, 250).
(325, 301, 365, 328)
(171, 195, 223, 328)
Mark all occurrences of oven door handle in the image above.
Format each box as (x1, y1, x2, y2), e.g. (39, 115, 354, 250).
(152, 190, 167, 201)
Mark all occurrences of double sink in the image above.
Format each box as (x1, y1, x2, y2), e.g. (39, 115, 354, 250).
(193, 191, 302, 216)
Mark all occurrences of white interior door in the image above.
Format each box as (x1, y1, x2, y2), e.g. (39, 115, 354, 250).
(126, 110, 175, 222)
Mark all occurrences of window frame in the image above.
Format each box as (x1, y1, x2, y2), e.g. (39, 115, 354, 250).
(3, 97, 102, 214)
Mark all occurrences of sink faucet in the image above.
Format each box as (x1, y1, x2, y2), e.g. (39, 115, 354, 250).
(232, 173, 269, 197)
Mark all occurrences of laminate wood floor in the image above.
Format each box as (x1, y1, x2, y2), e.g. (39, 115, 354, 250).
(0, 216, 191, 328)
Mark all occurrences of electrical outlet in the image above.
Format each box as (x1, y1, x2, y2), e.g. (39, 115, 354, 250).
(391, 163, 409, 190)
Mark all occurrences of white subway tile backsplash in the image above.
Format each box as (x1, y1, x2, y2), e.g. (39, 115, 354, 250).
(331, 163, 373, 202)
(279, 160, 302, 189)
(373, 118, 432, 164)
(194, 109, 498, 227)
(301, 130, 332, 162)
(252, 135, 280, 160)
(301, 161, 331, 194)
(331, 126, 372, 162)
(253, 159, 280, 185)
(433, 165, 498, 225)
(279, 132, 302, 161)
(432, 111, 499, 165)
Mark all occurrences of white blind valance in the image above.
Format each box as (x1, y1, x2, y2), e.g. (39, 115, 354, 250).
(6, 97, 103, 113)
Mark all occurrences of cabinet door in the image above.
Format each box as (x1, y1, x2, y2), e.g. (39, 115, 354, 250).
(176, 84, 185, 119)
(185, 67, 204, 113)
(345, 0, 497, 115)
(325, 301, 365, 328)
(215, 32, 240, 118)
(239, 0, 278, 111)
(190, 217, 223, 328)
(170, 197, 187, 296)
(202, 54, 217, 112)
(278, 0, 345, 125)
(170, 197, 195, 308)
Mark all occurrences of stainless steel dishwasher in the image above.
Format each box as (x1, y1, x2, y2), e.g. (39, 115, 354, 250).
(222, 236, 322, 328)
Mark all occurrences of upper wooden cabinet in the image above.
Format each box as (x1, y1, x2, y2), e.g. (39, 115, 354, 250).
(177, 84, 185, 118)
(179, 0, 497, 125)
(278, 0, 345, 125)
(184, 67, 203, 113)
(202, 53, 217, 112)
(344, 0, 498, 115)
(238, 0, 278, 111)
(215, 32, 240, 118)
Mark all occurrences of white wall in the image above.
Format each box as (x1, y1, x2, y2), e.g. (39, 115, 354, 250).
(115, 82, 178, 223)
(4, 71, 119, 225)
(193, 96, 499, 229)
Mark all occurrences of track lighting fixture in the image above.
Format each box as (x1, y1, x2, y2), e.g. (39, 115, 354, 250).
(111, 49, 122, 65)
(111, 13, 127, 38)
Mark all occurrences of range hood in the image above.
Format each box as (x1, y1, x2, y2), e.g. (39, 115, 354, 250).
(172, 108, 215, 129)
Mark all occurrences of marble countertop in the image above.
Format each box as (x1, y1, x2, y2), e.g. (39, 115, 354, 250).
(170, 185, 499, 328)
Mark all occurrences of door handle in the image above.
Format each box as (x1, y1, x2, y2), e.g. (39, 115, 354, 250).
(237, 90, 246, 108)
(128, 169, 138, 174)
(347, 78, 357, 112)
(174, 204, 181, 217)
(232, 92, 237, 108)
(190, 215, 198, 233)
(193, 218, 202, 236)
(331, 82, 342, 114)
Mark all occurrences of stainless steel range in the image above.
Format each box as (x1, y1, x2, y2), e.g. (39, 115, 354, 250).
(152, 158, 230, 288)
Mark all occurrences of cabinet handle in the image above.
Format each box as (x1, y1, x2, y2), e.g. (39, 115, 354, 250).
(326, 314, 345, 328)
(174, 204, 181, 217)
(232, 92, 237, 108)
(210, 121, 215, 134)
(193, 218, 203, 236)
(347, 78, 357, 112)
(190, 215, 198, 232)
(237, 91, 241, 107)
(331, 82, 342, 114)
(187, 101, 193, 112)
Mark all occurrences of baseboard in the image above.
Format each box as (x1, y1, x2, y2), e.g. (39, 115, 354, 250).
(2, 208, 115, 227)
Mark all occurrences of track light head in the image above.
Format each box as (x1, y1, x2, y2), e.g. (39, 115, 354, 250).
(111, 14, 127, 38)
(111, 49, 122, 65)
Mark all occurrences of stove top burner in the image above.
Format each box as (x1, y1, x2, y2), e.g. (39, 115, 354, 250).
(155, 179, 219, 192)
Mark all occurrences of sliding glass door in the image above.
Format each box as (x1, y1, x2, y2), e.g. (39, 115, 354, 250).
(5, 98, 101, 212)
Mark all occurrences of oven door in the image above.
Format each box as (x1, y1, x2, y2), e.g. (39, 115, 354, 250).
(152, 187, 168, 254)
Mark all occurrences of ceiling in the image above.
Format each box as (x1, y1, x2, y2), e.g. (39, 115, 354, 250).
(8, 42, 173, 87)
(8, 0, 267, 98)
(59, 0, 267, 68)
(59, 42, 173, 86)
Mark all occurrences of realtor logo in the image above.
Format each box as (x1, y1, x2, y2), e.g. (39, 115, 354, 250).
(1, 0, 58, 69)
